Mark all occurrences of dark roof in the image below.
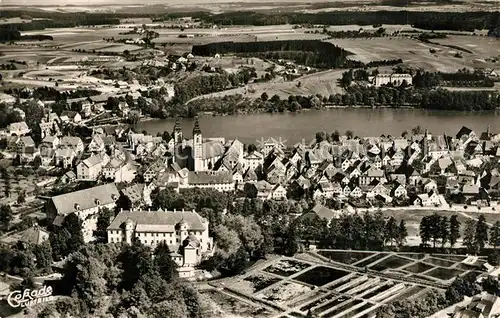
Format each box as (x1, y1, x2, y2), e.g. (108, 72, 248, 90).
(456, 126, 473, 139)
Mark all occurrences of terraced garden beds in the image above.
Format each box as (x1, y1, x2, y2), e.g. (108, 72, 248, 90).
(295, 266, 350, 286)
(313, 296, 350, 315)
(318, 251, 375, 265)
(361, 283, 393, 299)
(341, 302, 373, 318)
(231, 273, 281, 294)
(264, 259, 311, 277)
(423, 257, 456, 267)
(300, 293, 338, 312)
(291, 289, 328, 308)
(426, 267, 465, 280)
(398, 253, 426, 260)
(203, 289, 274, 317)
(323, 299, 364, 318)
(256, 282, 313, 306)
(431, 254, 467, 262)
(355, 254, 389, 267)
(403, 262, 434, 274)
(369, 256, 413, 271)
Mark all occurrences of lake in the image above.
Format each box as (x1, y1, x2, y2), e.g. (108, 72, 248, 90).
(135, 108, 500, 145)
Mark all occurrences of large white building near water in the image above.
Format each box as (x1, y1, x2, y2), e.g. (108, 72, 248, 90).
(107, 209, 214, 278)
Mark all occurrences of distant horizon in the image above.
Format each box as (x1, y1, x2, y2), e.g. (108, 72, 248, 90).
(1, 0, 343, 6)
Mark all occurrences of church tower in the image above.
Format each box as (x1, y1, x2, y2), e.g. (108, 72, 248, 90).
(193, 116, 203, 171)
(423, 129, 429, 158)
(173, 117, 183, 144)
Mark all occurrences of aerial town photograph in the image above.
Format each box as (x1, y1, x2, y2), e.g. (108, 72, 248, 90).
(0, 0, 499, 317)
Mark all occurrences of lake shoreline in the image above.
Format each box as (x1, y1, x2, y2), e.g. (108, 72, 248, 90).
(134, 107, 500, 145)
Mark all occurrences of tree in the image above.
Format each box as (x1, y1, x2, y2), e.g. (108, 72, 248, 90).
(153, 242, 177, 282)
(260, 92, 269, 101)
(61, 213, 84, 253)
(33, 241, 53, 269)
(247, 144, 257, 153)
(0, 204, 13, 231)
(445, 273, 481, 304)
(490, 221, 500, 248)
(32, 155, 42, 169)
(475, 214, 489, 251)
(384, 217, 398, 246)
(449, 215, 461, 248)
(439, 216, 449, 248)
(463, 219, 477, 254)
(411, 125, 424, 135)
(115, 194, 132, 213)
(419, 216, 432, 247)
(95, 208, 115, 242)
(17, 190, 26, 204)
(488, 250, 500, 266)
(345, 130, 354, 139)
(397, 220, 408, 247)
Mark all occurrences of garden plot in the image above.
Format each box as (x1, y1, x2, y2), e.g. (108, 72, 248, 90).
(264, 259, 311, 277)
(295, 266, 350, 287)
(300, 293, 339, 312)
(202, 289, 274, 318)
(323, 299, 364, 318)
(390, 286, 426, 302)
(318, 251, 374, 265)
(425, 267, 465, 281)
(335, 276, 369, 293)
(292, 289, 328, 309)
(229, 273, 281, 295)
(403, 262, 434, 274)
(431, 254, 467, 262)
(354, 253, 389, 267)
(369, 255, 413, 272)
(422, 257, 456, 267)
(361, 283, 394, 300)
(336, 301, 372, 318)
(398, 253, 426, 260)
(312, 295, 351, 315)
(256, 282, 313, 306)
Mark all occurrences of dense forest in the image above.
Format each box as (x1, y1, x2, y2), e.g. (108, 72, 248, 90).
(192, 40, 350, 69)
(164, 10, 500, 33)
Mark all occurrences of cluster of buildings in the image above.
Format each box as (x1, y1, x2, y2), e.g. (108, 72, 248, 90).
(4, 104, 500, 277)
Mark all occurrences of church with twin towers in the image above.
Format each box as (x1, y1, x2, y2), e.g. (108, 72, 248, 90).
(169, 115, 241, 172)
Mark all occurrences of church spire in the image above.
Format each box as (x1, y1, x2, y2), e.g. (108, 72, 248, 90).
(173, 117, 181, 132)
(193, 115, 201, 135)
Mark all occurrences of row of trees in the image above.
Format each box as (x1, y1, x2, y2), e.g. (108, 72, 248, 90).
(419, 213, 500, 253)
(183, 10, 499, 33)
(193, 40, 349, 69)
(341, 86, 500, 111)
(413, 70, 496, 88)
(6, 86, 101, 101)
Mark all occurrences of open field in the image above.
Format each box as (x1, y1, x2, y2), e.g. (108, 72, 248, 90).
(329, 36, 500, 72)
